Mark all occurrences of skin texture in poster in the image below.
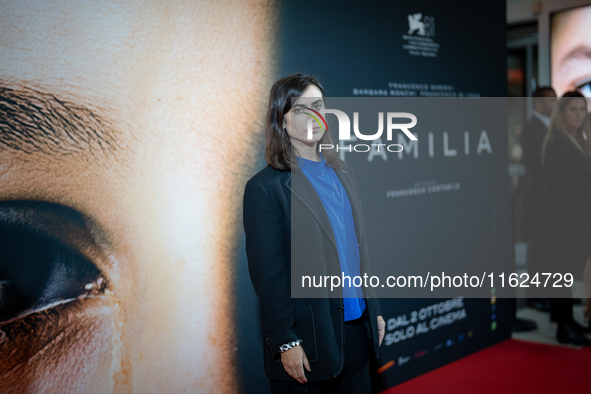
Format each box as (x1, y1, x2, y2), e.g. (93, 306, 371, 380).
(0, 1, 275, 392)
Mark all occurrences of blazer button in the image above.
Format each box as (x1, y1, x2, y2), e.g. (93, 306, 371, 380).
(332, 249, 337, 255)
(338, 306, 344, 312)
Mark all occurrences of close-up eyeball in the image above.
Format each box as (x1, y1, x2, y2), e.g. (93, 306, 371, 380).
(0, 202, 121, 393)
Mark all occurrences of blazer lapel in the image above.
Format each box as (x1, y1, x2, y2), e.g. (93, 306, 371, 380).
(283, 166, 363, 252)
(284, 170, 337, 250)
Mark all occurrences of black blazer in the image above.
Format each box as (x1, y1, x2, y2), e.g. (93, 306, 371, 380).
(243, 162, 382, 381)
(541, 131, 591, 215)
(522, 115, 548, 211)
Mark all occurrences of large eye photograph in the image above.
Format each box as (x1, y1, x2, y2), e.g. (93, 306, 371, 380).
(0, 0, 273, 392)
(1, 0, 590, 393)
(0, 201, 122, 392)
(551, 5, 591, 105)
(0, 203, 106, 322)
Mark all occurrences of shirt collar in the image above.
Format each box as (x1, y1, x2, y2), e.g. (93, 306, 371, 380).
(298, 152, 325, 165)
(533, 111, 551, 128)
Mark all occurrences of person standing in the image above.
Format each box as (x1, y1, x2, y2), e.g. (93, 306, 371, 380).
(522, 87, 556, 313)
(243, 73, 385, 393)
(541, 91, 591, 346)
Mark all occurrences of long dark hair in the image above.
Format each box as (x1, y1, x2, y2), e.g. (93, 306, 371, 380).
(264, 73, 344, 171)
(541, 91, 591, 165)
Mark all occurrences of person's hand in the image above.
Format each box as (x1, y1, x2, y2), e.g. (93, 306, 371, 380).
(377, 315, 386, 347)
(280, 345, 311, 384)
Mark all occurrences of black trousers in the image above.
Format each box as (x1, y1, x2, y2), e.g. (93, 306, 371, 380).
(547, 210, 591, 323)
(550, 298, 574, 323)
(526, 206, 553, 300)
(270, 309, 372, 394)
(547, 210, 591, 279)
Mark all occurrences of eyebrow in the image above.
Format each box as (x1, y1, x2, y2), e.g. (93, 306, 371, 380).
(0, 84, 119, 156)
(293, 99, 323, 108)
(559, 44, 591, 68)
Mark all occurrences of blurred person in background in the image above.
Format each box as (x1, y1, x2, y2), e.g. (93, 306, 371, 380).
(585, 260, 591, 326)
(541, 91, 591, 346)
(587, 106, 591, 326)
(552, 6, 591, 322)
(522, 87, 556, 313)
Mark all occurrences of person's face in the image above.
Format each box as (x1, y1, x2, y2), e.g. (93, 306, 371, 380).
(551, 7, 591, 105)
(536, 94, 557, 118)
(562, 98, 587, 133)
(283, 85, 326, 148)
(0, 1, 273, 393)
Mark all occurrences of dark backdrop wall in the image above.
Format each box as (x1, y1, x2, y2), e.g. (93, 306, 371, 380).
(236, 0, 510, 392)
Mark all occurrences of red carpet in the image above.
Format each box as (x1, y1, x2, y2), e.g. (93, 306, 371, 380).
(380, 339, 591, 393)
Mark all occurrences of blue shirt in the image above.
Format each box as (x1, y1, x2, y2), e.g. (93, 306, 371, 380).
(298, 153, 366, 321)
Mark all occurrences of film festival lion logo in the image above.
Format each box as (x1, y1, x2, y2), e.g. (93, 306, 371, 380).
(403, 12, 438, 58)
(407, 13, 434, 38)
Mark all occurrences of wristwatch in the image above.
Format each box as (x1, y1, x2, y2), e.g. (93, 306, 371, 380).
(279, 339, 303, 353)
